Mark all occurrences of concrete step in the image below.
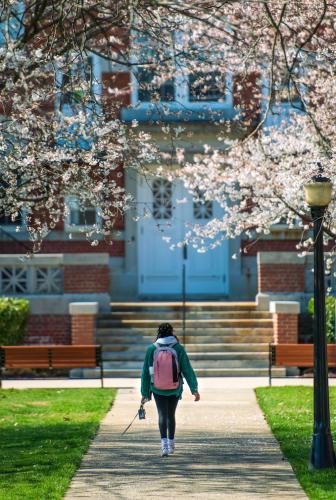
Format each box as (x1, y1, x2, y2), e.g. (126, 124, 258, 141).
(110, 301, 257, 312)
(101, 350, 269, 362)
(99, 358, 269, 369)
(96, 327, 273, 336)
(96, 335, 273, 345)
(101, 311, 272, 320)
(100, 343, 269, 354)
(73, 367, 285, 378)
(96, 319, 273, 328)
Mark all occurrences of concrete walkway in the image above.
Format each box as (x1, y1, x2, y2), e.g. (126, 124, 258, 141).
(65, 382, 307, 499)
(3, 375, 336, 389)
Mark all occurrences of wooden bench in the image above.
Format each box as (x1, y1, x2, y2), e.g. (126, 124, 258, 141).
(0, 345, 104, 387)
(269, 343, 336, 386)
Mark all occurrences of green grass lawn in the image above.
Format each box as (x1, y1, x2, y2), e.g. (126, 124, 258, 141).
(0, 388, 116, 500)
(256, 386, 336, 500)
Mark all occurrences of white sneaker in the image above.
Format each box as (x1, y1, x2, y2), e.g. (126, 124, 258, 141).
(161, 447, 169, 458)
(168, 444, 175, 455)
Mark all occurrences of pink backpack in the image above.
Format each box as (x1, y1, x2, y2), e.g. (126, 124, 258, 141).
(152, 341, 180, 390)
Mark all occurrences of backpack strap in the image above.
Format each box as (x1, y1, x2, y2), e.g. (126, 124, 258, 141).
(154, 340, 178, 348)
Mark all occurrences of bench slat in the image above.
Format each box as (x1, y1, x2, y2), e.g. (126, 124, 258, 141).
(273, 344, 336, 367)
(0, 345, 100, 369)
(51, 346, 97, 368)
(3, 347, 50, 368)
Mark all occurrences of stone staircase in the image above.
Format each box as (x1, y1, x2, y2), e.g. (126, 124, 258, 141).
(78, 302, 285, 378)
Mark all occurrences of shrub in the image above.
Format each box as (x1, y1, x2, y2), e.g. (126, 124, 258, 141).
(307, 296, 336, 343)
(0, 298, 30, 345)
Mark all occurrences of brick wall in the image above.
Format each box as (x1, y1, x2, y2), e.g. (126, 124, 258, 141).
(242, 240, 300, 256)
(71, 315, 95, 345)
(102, 72, 131, 119)
(258, 263, 304, 293)
(233, 71, 261, 124)
(64, 265, 109, 293)
(273, 313, 298, 344)
(25, 315, 71, 344)
(0, 240, 124, 256)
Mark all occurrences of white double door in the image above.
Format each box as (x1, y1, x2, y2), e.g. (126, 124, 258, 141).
(137, 176, 229, 297)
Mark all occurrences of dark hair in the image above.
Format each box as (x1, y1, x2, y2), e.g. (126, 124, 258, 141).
(156, 322, 174, 339)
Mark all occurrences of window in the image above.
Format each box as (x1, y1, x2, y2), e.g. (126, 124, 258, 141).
(138, 67, 175, 102)
(0, 211, 23, 231)
(189, 71, 225, 102)
(65, 197, 101, 232)
(69, 206, 97, 226)
(193, 190, 213, 220)
(0, 212, 22, 225)
(60, 57, 93, 108)
(152, 179, 173, 220)
(124, 36, 233, 122)
(278, 74, 301, 104)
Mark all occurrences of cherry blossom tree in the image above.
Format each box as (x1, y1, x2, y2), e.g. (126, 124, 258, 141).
(0, 1, 157, 249)
(132, 1, 336, 257)
(1, 0, 336, 253)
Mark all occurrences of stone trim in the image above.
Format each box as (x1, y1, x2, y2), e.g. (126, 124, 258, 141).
(0, 254, 64, 266)
(7, 294, 110, 314)
(69, 302, 99, 315)
(0, 253, 109, 266)
(63, 253, 109, 265)
(269, 301, 300, 314)
(257, 293, 308, 311)
(257, 252, 304, 265)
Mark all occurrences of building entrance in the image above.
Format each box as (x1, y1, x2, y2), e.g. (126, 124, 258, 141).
(137, 176, 229, 297)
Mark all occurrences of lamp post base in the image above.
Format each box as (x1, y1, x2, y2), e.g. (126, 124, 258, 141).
(310, 431, 336, 469)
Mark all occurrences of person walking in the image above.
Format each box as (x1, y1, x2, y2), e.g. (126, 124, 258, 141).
(141, 322, 200, 457)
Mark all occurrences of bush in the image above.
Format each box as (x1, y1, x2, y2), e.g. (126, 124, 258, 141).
(0, 298, 30, 345)
(307, 296, 336, 343)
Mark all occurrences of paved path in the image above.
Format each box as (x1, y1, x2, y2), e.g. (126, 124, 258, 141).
(3, 375, 336, 389)
(65, 384, 307, 499)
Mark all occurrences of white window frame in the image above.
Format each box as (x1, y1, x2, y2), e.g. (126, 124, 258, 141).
(131, 71, 233, 109)
(261, 65, 306, 130)
(64, 196, 102, 233)
(55, 53, 102, 116)
(0, 210, 26, 233)
(128, 31, 233, 114)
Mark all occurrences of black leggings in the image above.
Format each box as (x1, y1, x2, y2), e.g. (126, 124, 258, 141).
(153, 393, 179, 439)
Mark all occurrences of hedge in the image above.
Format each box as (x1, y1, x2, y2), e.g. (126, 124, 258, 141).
(307, 296, 336, 344)
(0, 298, 30, 345)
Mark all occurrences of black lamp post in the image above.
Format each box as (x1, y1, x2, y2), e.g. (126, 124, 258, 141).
(304, 168, 336, 469)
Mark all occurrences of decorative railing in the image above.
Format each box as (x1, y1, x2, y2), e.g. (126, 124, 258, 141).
(0, 265, 63, 295)
(0, 255, 66, 295)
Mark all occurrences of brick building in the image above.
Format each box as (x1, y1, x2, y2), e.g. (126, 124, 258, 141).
(0, 43, 313, 347)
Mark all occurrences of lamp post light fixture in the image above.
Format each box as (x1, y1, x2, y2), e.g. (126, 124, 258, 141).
(304, 166, 336, 470)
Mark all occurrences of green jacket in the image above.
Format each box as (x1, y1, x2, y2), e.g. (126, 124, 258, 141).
(141, 342, 198, 399)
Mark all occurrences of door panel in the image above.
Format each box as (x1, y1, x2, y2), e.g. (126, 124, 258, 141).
(137, 177, 183, 295)
(183, 189, 228, 295)
(137, 176, 228, 296)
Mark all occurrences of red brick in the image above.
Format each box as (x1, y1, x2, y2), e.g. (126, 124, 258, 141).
(0, 240, 125, 257)
(258, 264, 304, 293)
(71, 314, 95, 345)
(241, 240, 300, 256)
(64, 265, 109, 293)
(273, 313, 298, 344)
(25, 315, 71, 344)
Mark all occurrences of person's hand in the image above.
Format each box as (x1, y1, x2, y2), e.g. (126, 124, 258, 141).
(193, 392, 200, 402)
(141, 396, 148, 405)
